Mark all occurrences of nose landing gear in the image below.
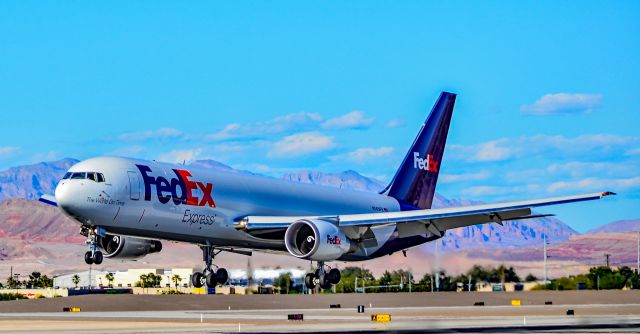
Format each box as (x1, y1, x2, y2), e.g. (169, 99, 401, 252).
(304, 261, 341, 290)
(83, 227, 103, 265)
(191, 245, 229, 288)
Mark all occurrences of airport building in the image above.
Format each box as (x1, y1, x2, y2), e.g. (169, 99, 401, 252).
(53, 270, 109, 289)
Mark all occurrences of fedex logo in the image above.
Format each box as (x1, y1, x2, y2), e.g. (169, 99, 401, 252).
(413, 152, 439, 172)
(136, 165, 216, 208)
(327, 235, 342, 245)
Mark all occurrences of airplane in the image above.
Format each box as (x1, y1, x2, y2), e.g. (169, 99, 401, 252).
(39, 92, 614, 290)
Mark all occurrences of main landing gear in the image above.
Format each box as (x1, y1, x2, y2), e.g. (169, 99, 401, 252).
(191, 245, 229, 288)
(83, 227, 103, 265)
(304, 261, 341, 290)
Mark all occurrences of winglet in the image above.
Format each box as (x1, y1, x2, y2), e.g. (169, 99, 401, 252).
(38, 194, 57, 207)
(601, 191, 616, 197)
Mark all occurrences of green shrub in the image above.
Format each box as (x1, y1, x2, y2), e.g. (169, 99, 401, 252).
(0, 293, 28, 301)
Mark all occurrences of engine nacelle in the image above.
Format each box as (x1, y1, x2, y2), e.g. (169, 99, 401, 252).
(284, 219, 351, 261)
(97, 234, 162, 260)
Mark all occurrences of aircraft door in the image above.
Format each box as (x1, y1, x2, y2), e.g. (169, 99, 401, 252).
(127, 171, 140, 200)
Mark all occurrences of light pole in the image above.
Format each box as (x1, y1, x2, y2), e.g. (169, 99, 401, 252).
(13, 273, 20, 294)
(355, 276, 359, 293)
(543, 235, 550, 285)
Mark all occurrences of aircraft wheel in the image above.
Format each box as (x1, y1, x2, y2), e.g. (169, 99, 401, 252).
(206, 272, 218, 288)
(215, 268, 228, 285)
(328, 268, 341, 284)
(191, 272, 204, 288)
(319, 275, 332, 290)
(304, 273, 316, 289)
(84, 251, 94, 265)
(92, 251, 103, 265)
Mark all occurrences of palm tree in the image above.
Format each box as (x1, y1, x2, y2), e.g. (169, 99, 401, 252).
(171, 274, 182, 291)
(72, 274, 80, 289)
(105, 273, 114, 288)
(139, 274, 148, 293)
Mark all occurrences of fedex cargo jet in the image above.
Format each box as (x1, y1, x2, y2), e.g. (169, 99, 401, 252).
(39, 92, 613, 290)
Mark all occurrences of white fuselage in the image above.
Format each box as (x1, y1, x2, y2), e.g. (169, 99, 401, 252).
(56, 157, 409, 259)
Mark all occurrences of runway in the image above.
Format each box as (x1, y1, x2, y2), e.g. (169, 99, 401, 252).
(0, 291, 639, 333)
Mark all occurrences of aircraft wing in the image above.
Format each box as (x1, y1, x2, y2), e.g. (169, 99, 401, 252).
(236, 192, 614, 237)
(38, 194, 58, 207)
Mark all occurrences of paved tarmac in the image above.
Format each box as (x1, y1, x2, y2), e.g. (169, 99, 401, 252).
(0, 291, 639, 333)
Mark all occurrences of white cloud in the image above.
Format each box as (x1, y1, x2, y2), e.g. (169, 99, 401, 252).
(119, 128, 182, 141)
(158, 149, 203, 164)
(473, 140, 514, 161)
(521, 93, 603, 115)
(110, 145, 146, 157)
(547, 176, 640, 193)
(332, 147, 394, 163)
(268, 132, 335, 158)
(385, 119, 404, 128)
(206, 112, 323, 141)
(461, 184, 542, 197)
(626, 148, 640, 156)
(449, 134, 637, 162)
(440, 171, 490, 183)
(321, 111, 374, 130)
(546, 161, 636, 178)
(461, 186, 509, 197)
(207, 123, 242, 141)
(0, 146, 19, 156)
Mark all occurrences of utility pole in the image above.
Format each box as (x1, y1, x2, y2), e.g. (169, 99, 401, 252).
(430, 273, 434, 292)
(605, 254, 611, 267)
(543, 235, 549, 284)
(435, 241, 440, 291)
(361, 264, 366, 294)
(637, 232, 639, 274)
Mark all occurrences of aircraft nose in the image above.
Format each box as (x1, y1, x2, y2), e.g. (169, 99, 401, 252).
(55, 181, 76, 212)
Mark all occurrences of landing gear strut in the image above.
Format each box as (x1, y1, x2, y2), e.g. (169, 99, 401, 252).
(191, 245, 228, 288)
(83, 227, 103, 265)
(305, 261, 341, 290)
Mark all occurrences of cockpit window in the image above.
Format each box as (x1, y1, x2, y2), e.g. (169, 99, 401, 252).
(66, 171, 105, 182)
(70, 172, 86, 179)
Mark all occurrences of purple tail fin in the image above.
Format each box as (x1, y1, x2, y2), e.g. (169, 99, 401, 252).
(382, 92, 456, 210)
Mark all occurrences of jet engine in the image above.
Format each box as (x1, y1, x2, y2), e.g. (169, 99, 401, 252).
(284, 219, 351, 261)
(97, 234, 162, 260)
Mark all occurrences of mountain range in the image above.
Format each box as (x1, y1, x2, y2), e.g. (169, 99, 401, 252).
(0, 158, 637, 278)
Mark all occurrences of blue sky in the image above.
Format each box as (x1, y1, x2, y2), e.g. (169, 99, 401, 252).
(0, 1, 638, 232)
